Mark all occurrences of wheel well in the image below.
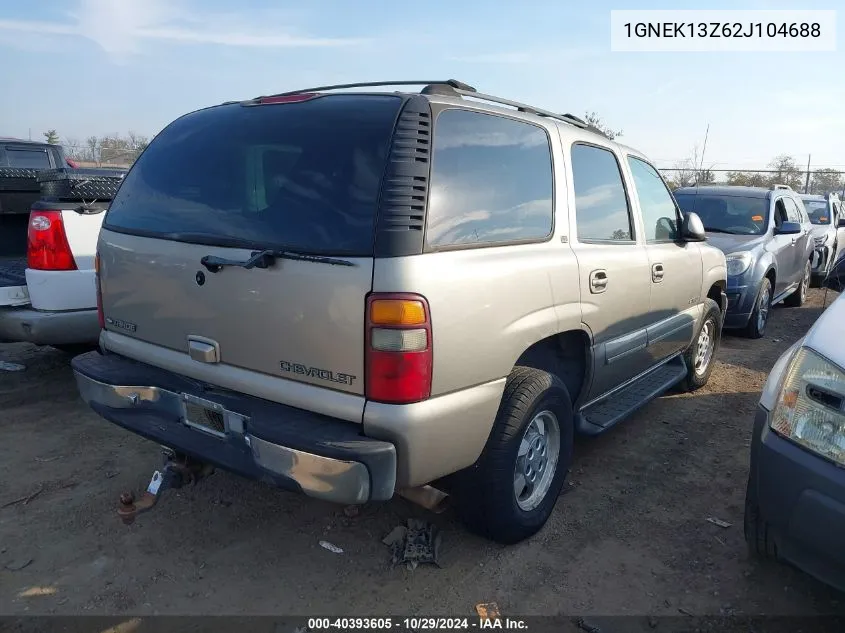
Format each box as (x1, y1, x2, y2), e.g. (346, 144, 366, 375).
(765, 267, 776, 287)
(707, 282, 726, 313)
(514, 330, 589, 402)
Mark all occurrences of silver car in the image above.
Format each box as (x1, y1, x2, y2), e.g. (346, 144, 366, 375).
(799, 193, 844, 286)
(71, 80, 727, 543)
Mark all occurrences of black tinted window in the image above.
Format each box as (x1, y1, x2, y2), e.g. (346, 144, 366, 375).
(104, 95, 402, 255)
(571, 144, 633, 242)
(426, 109, 553, 248)
(675, 193, 769, 236)
(6, 148, 50, 168)
(628, 156, 678, 241)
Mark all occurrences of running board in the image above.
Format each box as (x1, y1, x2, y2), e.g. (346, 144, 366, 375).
(575, 357, 687, 435)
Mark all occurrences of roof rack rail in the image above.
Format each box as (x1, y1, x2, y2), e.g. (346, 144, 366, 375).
(452, 88, 589, 129)
(772, 184, 792, 190)
(260, 80, 477, 100)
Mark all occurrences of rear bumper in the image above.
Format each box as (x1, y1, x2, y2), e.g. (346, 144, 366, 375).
(71, 351, 396, 504)
(748, 405, 845, 591)
(0, 306, 100, 345)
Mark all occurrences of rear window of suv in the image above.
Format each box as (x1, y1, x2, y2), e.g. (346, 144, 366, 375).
(104, 95, 402, 256)
(803, 200, 830, 224)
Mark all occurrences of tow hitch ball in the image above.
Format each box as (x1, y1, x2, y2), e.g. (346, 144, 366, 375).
(118, 454, 213, 525)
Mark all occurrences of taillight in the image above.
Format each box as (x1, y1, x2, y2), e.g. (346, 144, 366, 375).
(365, 293, 433, 404)
(94, 252, 104, 329)
(27, 210, 77, 271)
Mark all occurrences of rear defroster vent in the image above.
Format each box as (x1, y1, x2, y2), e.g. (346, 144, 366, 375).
(374, 96, 433, 257)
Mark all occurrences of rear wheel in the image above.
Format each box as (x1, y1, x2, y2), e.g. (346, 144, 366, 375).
(455, 366, 573, 544)
(680, 298, 721, 392)
(784, 260, 810, 308)
(743, 278, 772, 339)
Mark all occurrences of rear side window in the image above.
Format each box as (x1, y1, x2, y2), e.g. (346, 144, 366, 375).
(6, 147, 51, 168)
(426, 109, 553, 248)
(104, 95, 402, 256)
(571, 144, 633, 242)
(627, 156, 679, 242)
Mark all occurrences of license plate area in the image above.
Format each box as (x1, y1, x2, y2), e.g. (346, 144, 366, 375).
(181, 394, 229, 438)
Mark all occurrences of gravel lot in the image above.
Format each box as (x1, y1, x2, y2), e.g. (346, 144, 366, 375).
(2, 289, 844, 620)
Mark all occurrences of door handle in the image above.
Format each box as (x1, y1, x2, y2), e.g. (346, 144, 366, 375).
(589, 269, 608, 294)
(652, 263, 664, 283)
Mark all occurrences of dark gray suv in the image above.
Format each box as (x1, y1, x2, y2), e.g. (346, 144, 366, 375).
(674, 185, 814, 338)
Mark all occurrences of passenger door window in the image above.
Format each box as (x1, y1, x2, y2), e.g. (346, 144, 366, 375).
(570, 144, 634, 242)
(773, 198, 788, 229)
(783, 198, 800, 223)
(627, 156, 679, 242)
(426, 109, 554, 249)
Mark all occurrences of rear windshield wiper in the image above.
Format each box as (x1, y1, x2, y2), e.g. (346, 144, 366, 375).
(200, 249, 354, 273)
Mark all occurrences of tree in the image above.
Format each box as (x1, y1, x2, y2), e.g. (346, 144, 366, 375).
(767, 154, 802, 189)
(63, 137, 83, 160)
(811, 168, 844, 195)
(583, 112, 622, 140)
(665, 145, 716, 189)
(43, 129, 59, 144)
(726, 171, 769, 187)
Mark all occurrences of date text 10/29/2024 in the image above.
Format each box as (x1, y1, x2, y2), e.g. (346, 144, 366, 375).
(306, 618, 528, 631)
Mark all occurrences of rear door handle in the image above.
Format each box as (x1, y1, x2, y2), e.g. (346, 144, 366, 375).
(652, 263, 664, 283)
(589, 269, 608, 294)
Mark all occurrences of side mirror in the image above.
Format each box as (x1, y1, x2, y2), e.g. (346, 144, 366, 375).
(823, 254, 845, 291)
(681, 211, 706, 242)
(775, 221, 801, 235)
(837, 217, 845, 229)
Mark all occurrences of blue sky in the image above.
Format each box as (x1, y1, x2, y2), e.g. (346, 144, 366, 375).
(0, 0, 843, 171)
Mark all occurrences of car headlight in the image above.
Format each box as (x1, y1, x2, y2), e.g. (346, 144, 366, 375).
(814, 234, 829, 247)
(725, 252, 753, 276)
(771, 347, 845, 465)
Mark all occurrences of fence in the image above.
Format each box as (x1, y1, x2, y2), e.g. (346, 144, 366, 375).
(659, 168, 845, 197)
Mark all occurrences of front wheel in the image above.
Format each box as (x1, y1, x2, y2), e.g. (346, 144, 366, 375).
(743, 278, 772, 339)
(784, 260, 810, 308)
(680, 298, 721, 391)
(454, 366, 573, 544)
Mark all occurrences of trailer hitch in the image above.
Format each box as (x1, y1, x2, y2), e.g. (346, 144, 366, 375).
(118, 454, 213, 525)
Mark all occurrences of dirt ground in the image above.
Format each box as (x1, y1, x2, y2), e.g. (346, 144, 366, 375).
(2, 289, 845, 620)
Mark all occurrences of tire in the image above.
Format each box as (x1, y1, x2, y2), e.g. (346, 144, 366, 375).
(744, 485, 776, 560)
(743, 277, 773, 339)
(454, 366, 573, 544)
(784, 259, 810, 308)
(680, 298, 721, 392)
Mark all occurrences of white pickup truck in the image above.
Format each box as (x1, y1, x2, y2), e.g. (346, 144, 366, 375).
(0, 200, 107, 350)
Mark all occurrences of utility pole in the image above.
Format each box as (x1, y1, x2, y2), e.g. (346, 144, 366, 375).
(804, 154, 811, 193)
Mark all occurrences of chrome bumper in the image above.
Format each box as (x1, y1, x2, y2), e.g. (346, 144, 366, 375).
(74, 371, 377, 505)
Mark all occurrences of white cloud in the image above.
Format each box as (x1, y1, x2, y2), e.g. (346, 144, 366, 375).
(0, 0, 366, 58)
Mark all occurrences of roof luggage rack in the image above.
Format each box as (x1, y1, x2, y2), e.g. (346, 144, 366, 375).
(772, 184, 793, 190)
(252, 79, 589, 130)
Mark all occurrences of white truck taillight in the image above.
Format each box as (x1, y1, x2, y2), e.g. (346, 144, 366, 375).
(27, 210, 77, 271)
